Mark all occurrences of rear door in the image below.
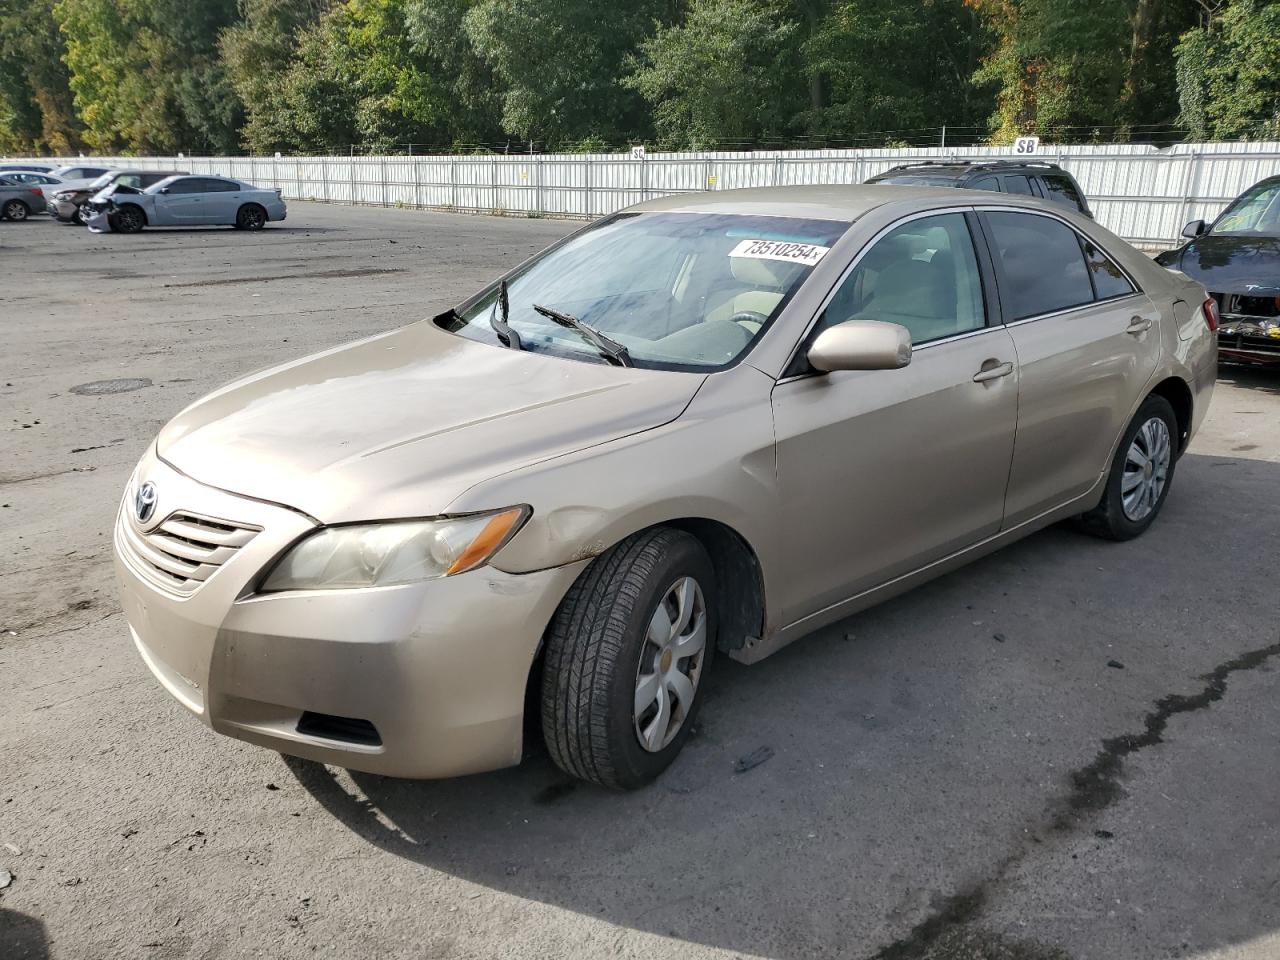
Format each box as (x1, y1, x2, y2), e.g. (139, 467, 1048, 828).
(200, 179, 243, 223)
(980, 209, 1159, 526)
(999, 174, 1036, 196)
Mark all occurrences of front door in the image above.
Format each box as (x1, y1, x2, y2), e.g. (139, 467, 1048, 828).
(151, 178, 208, 224)
(772, 211, 1019, 623)
(979, 210, 1160, 526)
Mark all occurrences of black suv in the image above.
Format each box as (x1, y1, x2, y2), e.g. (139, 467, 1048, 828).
(865, 160, 1092, 218)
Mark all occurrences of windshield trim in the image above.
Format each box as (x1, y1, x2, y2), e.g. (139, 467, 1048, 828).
(441, 210, 851, 374)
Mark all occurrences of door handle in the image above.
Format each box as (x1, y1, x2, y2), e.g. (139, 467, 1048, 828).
(1126, 316, 1153, 335)
(972, 361, 1014, 383)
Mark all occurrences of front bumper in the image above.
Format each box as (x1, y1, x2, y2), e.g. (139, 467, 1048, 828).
(51, 197, 82, 221)
(1213, 293, 1280, 364)
(113, 452, 585, 778)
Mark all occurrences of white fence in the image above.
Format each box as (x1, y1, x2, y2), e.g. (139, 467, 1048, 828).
(29, 141, 1280, 247)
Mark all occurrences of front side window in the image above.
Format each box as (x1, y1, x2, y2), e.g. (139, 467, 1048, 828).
(813, 213, 986, 346)
(445, 212, 849, 371)
(156, 179, 201, 195)
(1041, 175, 1085, 212)
(985, 212, 1093, 319)
(1212, 180, 1280, 235)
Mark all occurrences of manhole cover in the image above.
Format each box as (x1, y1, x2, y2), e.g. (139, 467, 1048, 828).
(69, 378, 153, 396)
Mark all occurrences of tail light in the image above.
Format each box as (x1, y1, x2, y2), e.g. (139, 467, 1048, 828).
(1202, 296, 1220, 332)
(29, 187, 42, 196)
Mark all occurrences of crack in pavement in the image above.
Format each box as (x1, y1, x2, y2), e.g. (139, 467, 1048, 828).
(870, 639, 1280, 960)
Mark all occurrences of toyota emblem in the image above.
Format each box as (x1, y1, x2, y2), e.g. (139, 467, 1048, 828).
(134, 481, 158, 524)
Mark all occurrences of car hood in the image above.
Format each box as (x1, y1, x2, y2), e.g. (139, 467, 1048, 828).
(158, 320, 706, 522)
(1164, 234, 1280, 294)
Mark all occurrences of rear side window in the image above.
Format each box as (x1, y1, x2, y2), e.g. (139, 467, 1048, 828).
(1081, 238, 1135, 299)
(969, 177, 999, 192)
(206, 179, 241, 192)
(1001, 175, 1034, 195)
(984, 212, 1093, 320)
(1041, 175, 1085, 212)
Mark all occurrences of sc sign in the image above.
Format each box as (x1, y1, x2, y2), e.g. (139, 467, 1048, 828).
(1014, 136, 1040, 155)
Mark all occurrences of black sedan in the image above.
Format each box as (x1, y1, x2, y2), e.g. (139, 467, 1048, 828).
(1156, 176, 1280, 366)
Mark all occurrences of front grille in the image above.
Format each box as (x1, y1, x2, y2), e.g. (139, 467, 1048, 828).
(119, 510, 260, 594)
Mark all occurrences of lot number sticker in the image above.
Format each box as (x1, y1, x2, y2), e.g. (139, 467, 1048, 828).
(1014, 135, 1040, 155)
(729, 238, 830, 266)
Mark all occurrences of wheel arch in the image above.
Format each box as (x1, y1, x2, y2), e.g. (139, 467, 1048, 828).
(519, 515, 768, 739)
(1149, 375, 1193, 454)
(116, 201, 148, 225)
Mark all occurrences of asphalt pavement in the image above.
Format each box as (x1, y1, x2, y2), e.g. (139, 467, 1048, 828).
(2, 202, 1279, 960)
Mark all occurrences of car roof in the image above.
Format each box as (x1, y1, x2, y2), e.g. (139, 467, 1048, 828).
(625, 183, 1077, 221)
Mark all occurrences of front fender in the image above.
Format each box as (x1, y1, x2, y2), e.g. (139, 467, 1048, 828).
(446, 363, 785, 636)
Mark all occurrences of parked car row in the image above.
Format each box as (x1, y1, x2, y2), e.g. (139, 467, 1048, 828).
(0, 162, 287, 231)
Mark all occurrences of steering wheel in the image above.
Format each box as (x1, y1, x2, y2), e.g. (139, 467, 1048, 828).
(726, 310, 770, 332)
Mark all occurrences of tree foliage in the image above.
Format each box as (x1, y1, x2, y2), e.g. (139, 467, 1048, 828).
(1176, 0, 1280, 139)
(1, 0, 1273, 156)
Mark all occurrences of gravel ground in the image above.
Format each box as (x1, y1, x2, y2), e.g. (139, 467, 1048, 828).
(2, 202, 1279, 960)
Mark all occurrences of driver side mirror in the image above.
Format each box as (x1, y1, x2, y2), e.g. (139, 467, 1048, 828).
(808, 320, 912, 373)
(159, 187, 170, 194)
(1181, 219, 1206, 239)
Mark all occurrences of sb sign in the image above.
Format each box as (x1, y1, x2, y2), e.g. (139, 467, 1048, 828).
(1014, 136, 1040, 155)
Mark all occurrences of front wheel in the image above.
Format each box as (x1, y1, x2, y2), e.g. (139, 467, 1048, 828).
(110, 205, 145, 233)
(541, 528, 716, 789)
(2, 199, 29, 221)
(1076, 394, 1178, 541)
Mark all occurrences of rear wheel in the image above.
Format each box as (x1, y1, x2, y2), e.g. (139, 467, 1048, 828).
(1076, 394, 1178, 541)
(2, 199, 29, 221)
(541, 528, 715, 789)
(235, 204, 267, 230)
(110, 204, 145, 233)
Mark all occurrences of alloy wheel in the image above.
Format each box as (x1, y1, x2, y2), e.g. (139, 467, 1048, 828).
(4, 200, 27, 221)
(633, 576, 707, 753)
(1121, 416, 1171, 522)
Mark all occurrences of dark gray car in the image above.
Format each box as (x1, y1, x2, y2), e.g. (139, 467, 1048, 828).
(0, 175, 49, 220)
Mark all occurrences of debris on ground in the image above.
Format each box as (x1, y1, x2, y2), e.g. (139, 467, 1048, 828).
(1107, 660, 1126, 670)
(734, 746, 774, 773)
(0, 869, 12, 889)
(2, 843, 20, 856)
(993, 633, 1007, 643)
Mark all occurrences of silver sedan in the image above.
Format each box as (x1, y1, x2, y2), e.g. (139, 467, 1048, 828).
(86, 174, 287, 233)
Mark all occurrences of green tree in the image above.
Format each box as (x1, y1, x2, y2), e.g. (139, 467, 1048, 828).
(259, 0, 460, 153)
(404, 0, 503, 145)
(464, 0, 671, 146)
(804, 0, 993, 141)
(56, 0, 243, 153)
(1177, 0, 1280, 139)
(220, 0, 332, 152)
(0, 0, 84, 154)
(624, 0, 802, 149)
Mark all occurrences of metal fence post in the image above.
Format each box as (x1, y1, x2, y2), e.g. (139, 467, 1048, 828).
(450, 156, 457, 210)
(349, 154, 356, 205)
(414, 159, 422, 209)
(773, 155, 782, 186)
(584, 156, 592, 217)
(321, 154, 329, 202)
(381, 157, 388, 206)
(536, 157, 544, 214)
(492, 158, 499, 213)
(1176, 151, 1202, 242)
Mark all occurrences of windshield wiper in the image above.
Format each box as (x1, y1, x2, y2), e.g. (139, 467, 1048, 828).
(490, 279, 523, 351)
(532, 304, 632, 367)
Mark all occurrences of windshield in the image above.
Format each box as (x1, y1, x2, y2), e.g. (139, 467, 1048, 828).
(445, 212, 849, 371)
(1212, 180, 1280, 236)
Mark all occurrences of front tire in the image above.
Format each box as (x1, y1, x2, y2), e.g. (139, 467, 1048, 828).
(541, 528, 716, 790)
(3, 199, 29, 221)
(1076, 394, 1178, 541)
(110, 204, 145, 233)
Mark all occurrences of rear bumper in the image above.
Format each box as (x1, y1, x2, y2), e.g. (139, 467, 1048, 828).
(114, 451, 585, 778)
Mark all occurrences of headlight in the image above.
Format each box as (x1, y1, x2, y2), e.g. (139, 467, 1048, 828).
(260, 506, 529, 591)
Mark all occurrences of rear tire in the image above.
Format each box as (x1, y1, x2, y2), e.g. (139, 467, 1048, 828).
(235, 204, 267, 230)
(1076, 394, 1178, 541)
(541, 528, 716, 790)
(110, 204, 145, 233)
(2, 199, 29, 221)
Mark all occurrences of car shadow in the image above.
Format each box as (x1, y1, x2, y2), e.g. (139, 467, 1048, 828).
(0, 909, 50, 960)
(286, 452, 1280, 959)
(1217, 362, 1280, 395)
